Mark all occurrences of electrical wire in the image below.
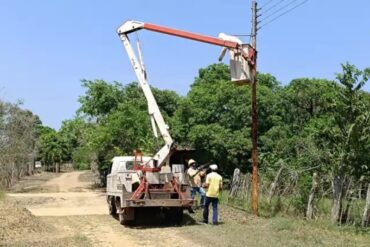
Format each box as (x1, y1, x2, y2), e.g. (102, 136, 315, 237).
(260, 0, 286, 15)
(258, 0, 308, 29)
(231, 34, 252, 37)
(259, 0, 277, 9)
(259, 0, 301, 22)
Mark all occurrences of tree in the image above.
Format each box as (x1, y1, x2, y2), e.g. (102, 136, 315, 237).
(76, 80, 181, 171)
(58, 118, 95, 169)
(259, 77, 339, 216)
(0, 100, 39, 187)
(327, 63, 370, 224)
(172, 63, 280, 174)
(78, 80, 125, 122)
(38, 128, 67, 172)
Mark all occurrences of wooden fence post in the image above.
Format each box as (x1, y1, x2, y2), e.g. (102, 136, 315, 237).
(268, 166, 285, 205)
(361, 183, 370, 227)
(230, 168, 241, 198)
(306, 172, 318, 219)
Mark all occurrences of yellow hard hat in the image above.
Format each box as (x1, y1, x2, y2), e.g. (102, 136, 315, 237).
(188, 159, 196, 166)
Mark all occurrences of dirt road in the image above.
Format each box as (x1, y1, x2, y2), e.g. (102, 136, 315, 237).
(6, 171, 200, 247)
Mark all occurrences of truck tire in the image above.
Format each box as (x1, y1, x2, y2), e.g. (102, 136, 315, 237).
(164, 208, 183, 225)
(108, 197, 117, 216)
(173, 208, 183, 225)
(118, 213, 126, 225)
(119, 208, 135, 225)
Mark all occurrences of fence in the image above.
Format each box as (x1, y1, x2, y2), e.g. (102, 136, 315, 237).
(226, 168, 370, 226)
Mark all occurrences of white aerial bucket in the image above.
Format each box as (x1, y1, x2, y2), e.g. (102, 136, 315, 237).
(230, 44, 253, 85)
(218, 33, 253, 85)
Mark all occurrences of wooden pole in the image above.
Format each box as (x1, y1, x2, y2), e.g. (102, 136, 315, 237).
(251, 0, 259, 216)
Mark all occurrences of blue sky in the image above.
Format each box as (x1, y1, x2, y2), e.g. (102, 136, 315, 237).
(1, 0, 369, 129)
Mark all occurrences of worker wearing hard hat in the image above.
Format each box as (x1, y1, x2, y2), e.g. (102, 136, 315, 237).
(202, 164, 223, 225)
(186, 159, 206, 208)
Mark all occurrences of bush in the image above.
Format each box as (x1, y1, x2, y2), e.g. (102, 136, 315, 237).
(290, 174, 312, 215)
(74, 162, 90, 170)
(72, 146, 92, 170)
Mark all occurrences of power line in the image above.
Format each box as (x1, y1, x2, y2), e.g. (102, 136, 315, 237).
(260, 0, 286, 15)
(258, 0, 308, 29)
(260, 0, 277, 9)
(259, 0, 301, 22)
(231, 34, 252, 37)
(259, 0, 308, 29)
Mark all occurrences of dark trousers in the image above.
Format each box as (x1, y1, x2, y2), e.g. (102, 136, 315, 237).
(203, 196, 218, 224)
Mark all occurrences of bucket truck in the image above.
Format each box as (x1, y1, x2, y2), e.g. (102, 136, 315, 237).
(106, 20, 254, 225)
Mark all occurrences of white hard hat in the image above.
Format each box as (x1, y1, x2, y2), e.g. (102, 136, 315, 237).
(210, 164, 218, 170)
(188, 159, 196, 166)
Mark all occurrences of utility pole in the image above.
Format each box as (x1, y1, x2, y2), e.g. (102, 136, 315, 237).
(251, 0, 259, 216)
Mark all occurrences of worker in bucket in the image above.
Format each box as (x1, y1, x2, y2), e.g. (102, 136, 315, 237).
(187, 159, 206, 208)
(202, 164, 223, 225)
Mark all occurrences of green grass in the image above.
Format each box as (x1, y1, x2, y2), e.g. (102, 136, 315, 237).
(179, 207, 370, 247)
(222, 190, 367, 226)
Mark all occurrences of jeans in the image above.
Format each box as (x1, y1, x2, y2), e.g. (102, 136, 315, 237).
(203, 196, 218, 224)
(191, 187, 205, 206)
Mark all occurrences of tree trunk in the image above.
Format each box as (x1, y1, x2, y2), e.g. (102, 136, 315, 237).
(341, 178, 353, 224)
(27, 158, 34, 176)
(10, 162, 16, 187)
(55, 162, 60, 173)
(358, 176, 365, 200)
(306, 172, 318, 219)
(331, 175, 344, 224)
(229, 168, 241, 198)
(268, 166, 284, 205)
(361, 183, 370, 227)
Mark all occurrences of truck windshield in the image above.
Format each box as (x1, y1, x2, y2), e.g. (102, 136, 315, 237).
(126, 161, 135, 170)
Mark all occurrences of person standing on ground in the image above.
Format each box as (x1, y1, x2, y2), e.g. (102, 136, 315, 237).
(202, 164, 223, 224)
(187, 159, 206, 208)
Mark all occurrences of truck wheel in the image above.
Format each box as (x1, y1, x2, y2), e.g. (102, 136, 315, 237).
(119, 208, 135, 225)
(174, 208, 184, 225)
(118, 213, 126, 225)
(108, 197, 117, 216)
(165, 208, 183, 225)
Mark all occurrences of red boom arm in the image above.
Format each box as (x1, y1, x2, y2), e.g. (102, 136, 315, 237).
(143, 23, 239, 49)
(117, 20, 240, 49)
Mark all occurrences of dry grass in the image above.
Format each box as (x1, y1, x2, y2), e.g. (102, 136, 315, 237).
(78, 170, 95, 183)
(7, 172, 60, 193)
(8, 235, 91, 247)
(0, 198, 91, 247)
(0, 190, 5, 201)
